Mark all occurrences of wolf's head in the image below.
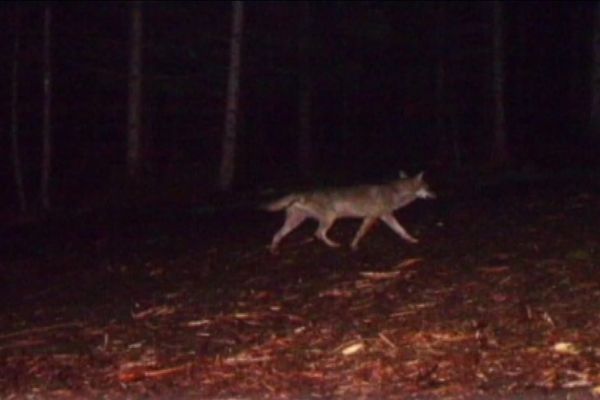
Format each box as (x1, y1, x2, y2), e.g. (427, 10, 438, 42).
(412, 172, 436, 199)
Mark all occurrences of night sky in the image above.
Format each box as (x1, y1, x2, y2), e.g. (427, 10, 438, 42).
(0, 1, 597, 209)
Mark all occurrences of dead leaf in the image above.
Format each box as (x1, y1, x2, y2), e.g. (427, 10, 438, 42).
(340, 341, 365, 356)
(566, 249, 592, 261)
(552, 342, 580, 355)
(491, 293, 508, 302)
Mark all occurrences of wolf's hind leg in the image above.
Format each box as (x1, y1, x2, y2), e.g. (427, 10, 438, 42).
(270, 208, 308, 253)
(314, 217, 340, 248)
(380, 214, 419, 244)
(350, 217, 377, 250)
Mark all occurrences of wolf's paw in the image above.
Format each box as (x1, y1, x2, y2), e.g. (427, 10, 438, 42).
(315, 234, 340, 248)
(406, 237, 419, 244)
(324, 240, 341, 248)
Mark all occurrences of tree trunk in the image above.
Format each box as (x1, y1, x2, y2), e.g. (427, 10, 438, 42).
(127, 0, 143, 180)
(435, 1, 447, 140)
(297, 1, 313, 179)
(514, 4, 527, 122)
(568, 4, 582, 125)
(590, 1, 600, 139)
(434, 1, 461, 168)
(491, 0, 508, 166)
(10, 5, 26, 213)
(41, 4, 52, 210)
(219, 1, 244, 191)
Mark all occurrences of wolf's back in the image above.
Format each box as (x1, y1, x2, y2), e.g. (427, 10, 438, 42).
(262, 194, 299, 212)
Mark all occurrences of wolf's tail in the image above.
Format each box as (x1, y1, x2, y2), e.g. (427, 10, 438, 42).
(261, 194, 298, 212)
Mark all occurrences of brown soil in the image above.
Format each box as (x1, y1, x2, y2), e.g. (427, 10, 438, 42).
(1, 181, 599, 399)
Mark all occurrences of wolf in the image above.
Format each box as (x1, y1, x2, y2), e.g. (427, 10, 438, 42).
(263, 172, 436, 253)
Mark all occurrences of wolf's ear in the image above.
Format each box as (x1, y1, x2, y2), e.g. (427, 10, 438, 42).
(415, 171, 424, 181)
(398, 170, 408, 179)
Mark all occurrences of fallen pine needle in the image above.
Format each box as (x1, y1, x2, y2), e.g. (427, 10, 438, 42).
(0, 321, 82, 341)
(185, 319, 212, 327)
(378, 332, 398, 350)
(359, 271, 403, 280)
(223, 354, 272, 365)
(0, 338, 46, 351)
(393, 258, 423, 270)
(144, 362, 192, 379)
(131, 305, 176, 320)
(119, 362, 192, 382)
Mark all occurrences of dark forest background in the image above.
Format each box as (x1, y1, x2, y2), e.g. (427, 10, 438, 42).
(0, 1, 597, 217)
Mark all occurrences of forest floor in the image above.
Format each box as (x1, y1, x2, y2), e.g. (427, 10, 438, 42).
(1, 176, 600, 399)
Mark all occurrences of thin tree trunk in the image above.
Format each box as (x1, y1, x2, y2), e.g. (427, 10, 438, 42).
(435, 1, 446, 140)
(434, 1, 457, 168)
(568, 4, 581, 125)
(590, 1, 600, 138)
(434, 2, 461, 169)
(491, 0, 508, 165)
(10, 5, 26, 213)
(127, 0, 143, 180)
(41, 4, 52, 210)
(219, 1, 244, 191)
(515, 4, 527, 122)
(297, 0, 313, 178)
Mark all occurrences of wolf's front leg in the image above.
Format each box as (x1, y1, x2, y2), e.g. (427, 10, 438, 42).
(379, 214, 419, 244)
(270, 208, 308, 253)
(350, 217, 377, 250)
